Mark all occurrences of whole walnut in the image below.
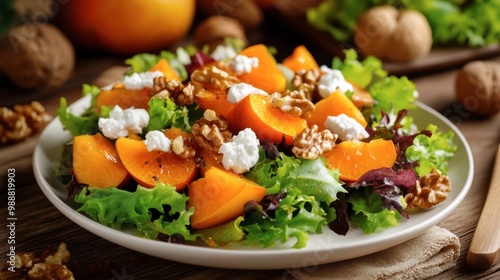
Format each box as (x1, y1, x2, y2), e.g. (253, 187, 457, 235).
(196, 0, 263, 30)
(194, 16, 247, 51)
(455, 61, 500, 116)
(354, 5, 432, 62)
(0, 23, 75, 90)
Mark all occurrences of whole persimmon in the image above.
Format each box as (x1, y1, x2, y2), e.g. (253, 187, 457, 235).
(56, 0, 195, 55)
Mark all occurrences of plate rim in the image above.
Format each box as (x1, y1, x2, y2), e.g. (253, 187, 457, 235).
(33, 96, 474, 270)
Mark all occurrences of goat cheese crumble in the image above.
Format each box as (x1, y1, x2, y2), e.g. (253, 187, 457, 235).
(144, 130, 172, 152)
(227, 82, 268, 104)
(318, 65, 354, 98)
(98, 105, 149, 139)
(123, 71, 164, 90)
(210, 44, 237, 61)
(325, 113, 369, 141)
(218, 128, 260, 173)
(229, 55, 259, 75)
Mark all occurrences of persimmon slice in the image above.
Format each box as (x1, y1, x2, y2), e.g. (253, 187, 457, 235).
(73, 133, 131, 188)
(324, 139, 397, 182)
(227, 94, 307, 145)
(187, 167, 266, 229)
(115, 137, 198, 190)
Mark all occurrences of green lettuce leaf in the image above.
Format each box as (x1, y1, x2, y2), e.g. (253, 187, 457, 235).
(246, 152, 346, 204)
(405, 124, 456, 176)
(56, 84, 102, 136)
(347, 187, 403, 234)
(369, 76, 418, 122)
(125, 46, 197, 81)
(245, 150, 298, 195)
(145, 98, 194, 133)
(332, 49, 387, 89)
(125, 53, 161, 74)
(75, 182, 196, 241)
(195, 217, 245, 247)
(288, 157, 346, 205)
(242, 188, 327, 248)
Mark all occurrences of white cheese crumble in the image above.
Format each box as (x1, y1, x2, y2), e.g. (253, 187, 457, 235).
(324, 114, 369, 141)
(210, 44, 237, 61)
(123, 70, 164, 90)
(176, 47, 191, 65)
(318, 65, 354, 98)
(229, 55, 259, 75)
(98, 105, 149, 139)
(143, 130, 172, 152)
(227, 82, 268, 104)
(218, 128, 260, 173)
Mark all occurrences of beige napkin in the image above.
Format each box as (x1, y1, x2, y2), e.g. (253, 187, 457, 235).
(288, 226, 460, 280)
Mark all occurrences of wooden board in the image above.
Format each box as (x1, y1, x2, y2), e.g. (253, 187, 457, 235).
(270, 0, 500, 76)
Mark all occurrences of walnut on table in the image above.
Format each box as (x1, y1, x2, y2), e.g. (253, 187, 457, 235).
(0, 101, 52, 144)
(1, 243, 74, 280)
(292, 125, 338, 160)
(404, 168, 451, 210)
(191, 109, 232, 152)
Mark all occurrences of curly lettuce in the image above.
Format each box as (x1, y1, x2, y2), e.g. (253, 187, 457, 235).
(246, 151, 346, 204)
(406, 124, 457, 176)
(75, 182, 195, 241)
(347, 187, 405, 234)
(145, 98, 196, 133)
(56, 84, 102, 136)
(242, 188, 329, 248)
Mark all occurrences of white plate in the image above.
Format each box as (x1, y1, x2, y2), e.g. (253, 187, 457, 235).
(33, 94, 473, 270)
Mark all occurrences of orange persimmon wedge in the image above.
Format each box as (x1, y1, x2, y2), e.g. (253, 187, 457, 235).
(96, 87, 151, 110)
(149, 58, 181, 81)
(197, 149, 225, 177)
(115, 137, 198, 190)
(73, 133, 131, 188)
(192, 82, 235, 118)
(347, 79, 374, 109)
(282, 45, 319, 72)
(187, 167, 266, 230)
(237, 44, 286, 94)
(323, 139, 397, 182)
(305, 90, 368, 130)
(227, 94, 307, 145)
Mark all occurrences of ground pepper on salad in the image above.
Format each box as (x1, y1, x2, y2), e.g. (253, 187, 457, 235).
(53, 41, 457, 249)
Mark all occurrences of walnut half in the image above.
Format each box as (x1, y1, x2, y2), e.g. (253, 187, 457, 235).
(151, 77, 195, 106)
(0, 101, 52, 144)
(292, 125, 338, 159)
(404, 168, 451, 210)
(270, 90, 315, 118)
(1, 243, 74, 280)
(191, 110, 232, 152)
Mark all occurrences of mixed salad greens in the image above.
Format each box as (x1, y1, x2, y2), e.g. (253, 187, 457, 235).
(54, 41, 456, 249)
(308, 0, 500, 47)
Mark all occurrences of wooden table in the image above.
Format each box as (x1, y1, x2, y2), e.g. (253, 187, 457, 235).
(1, 16, 500, 279)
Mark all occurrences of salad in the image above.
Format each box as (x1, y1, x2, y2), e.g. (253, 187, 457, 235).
(54, 41, 457, 249)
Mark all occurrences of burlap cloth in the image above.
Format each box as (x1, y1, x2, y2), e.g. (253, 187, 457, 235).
(288, 226, 460, 280)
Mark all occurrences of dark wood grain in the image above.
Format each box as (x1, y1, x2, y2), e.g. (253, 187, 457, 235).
(1, 11, 500, 279)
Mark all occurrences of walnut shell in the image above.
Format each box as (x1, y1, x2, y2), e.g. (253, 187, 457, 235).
(0, 23, 75, 90)
(455, 61, 500, 116)
(355, 6, 432, 62)
(196, 0, 263, 30)
(194, 16, 247, 50)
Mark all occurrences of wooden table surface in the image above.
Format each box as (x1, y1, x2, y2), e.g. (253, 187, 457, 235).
(1, 15, 500, 280)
